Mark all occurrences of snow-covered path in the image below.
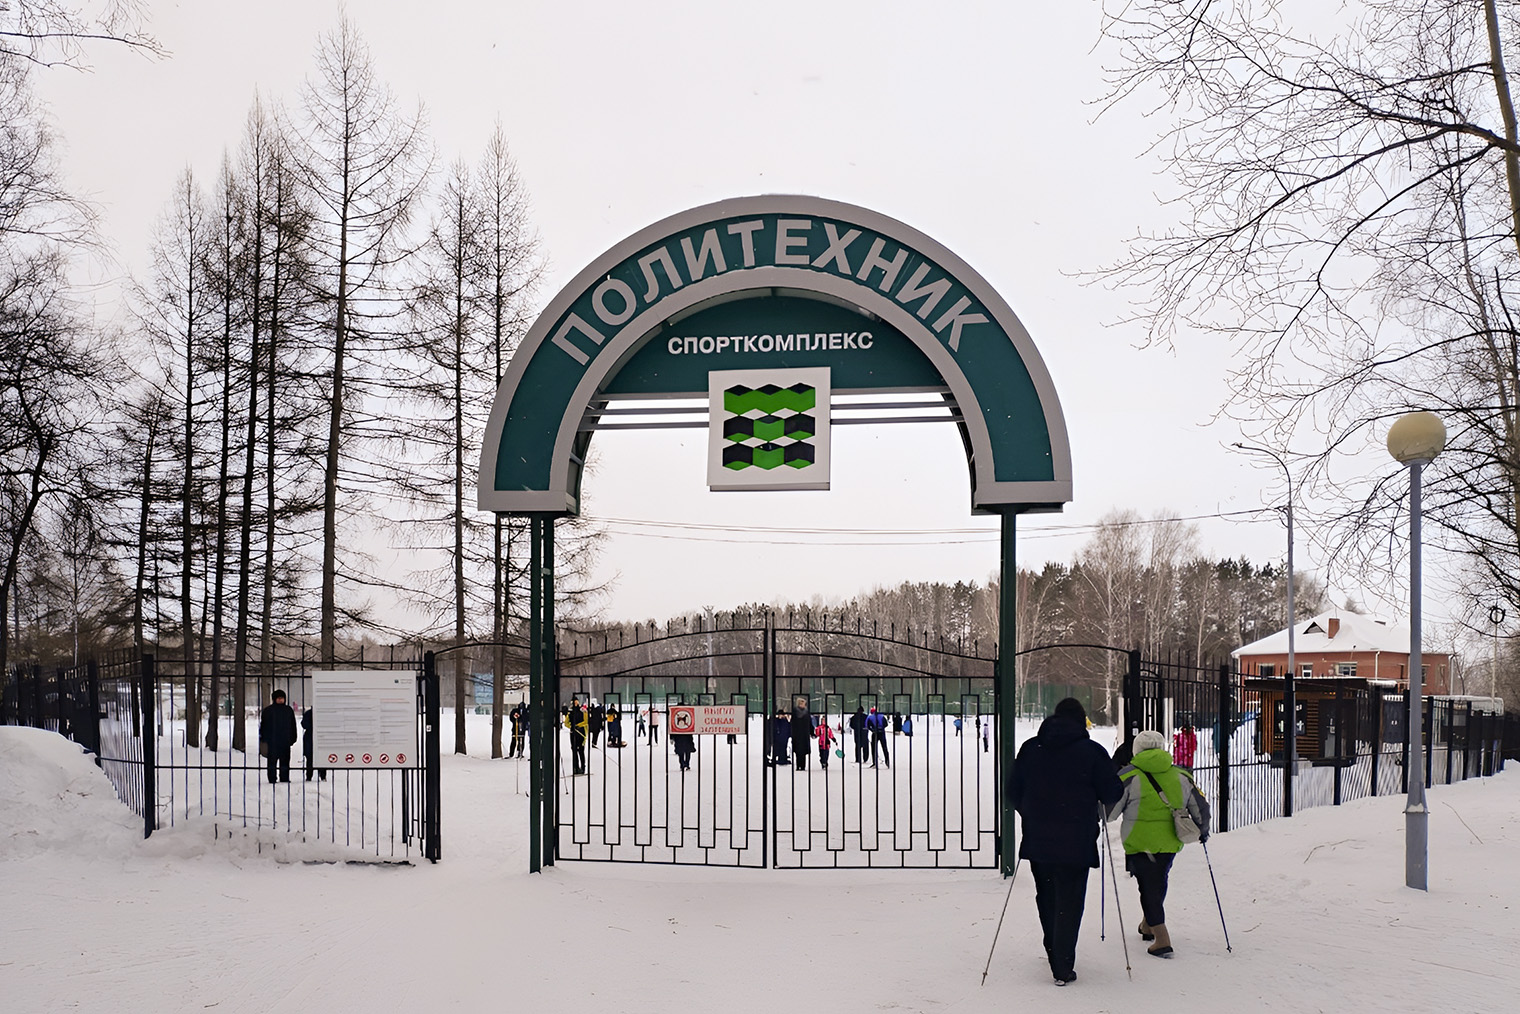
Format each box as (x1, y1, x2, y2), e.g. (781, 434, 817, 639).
(3, 725, 1517, 1013)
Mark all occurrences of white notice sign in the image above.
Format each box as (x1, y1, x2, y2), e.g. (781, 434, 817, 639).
(311, 670, 417, 768)
(667, 705, 746, 736)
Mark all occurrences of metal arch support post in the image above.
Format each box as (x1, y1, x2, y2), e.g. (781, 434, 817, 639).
(528, 517, 543, 873)
(998, 510, 1018, 878)
(541, 517, 557, 868)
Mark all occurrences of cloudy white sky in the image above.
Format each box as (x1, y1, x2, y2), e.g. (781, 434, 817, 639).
(31, 1, 1418, 624)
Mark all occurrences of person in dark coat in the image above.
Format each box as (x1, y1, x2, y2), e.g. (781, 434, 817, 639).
(671, 731, 695, 772)
(867, 707, 891, 768)
(790, 699, 814, 770)
(301, 708, 327, 781)
(1009, 697, 1124, 987)
(588, 701, 605, 748)
(849, 706, 869, 763)
(771, 710, 792, 766)
(606, 703, 623, 747)
(507, 703, 526, 757)
(567, 698, 588, 775)
(259, 689, 298, 784)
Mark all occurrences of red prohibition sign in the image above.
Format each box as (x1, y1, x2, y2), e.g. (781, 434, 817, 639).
(397, 753, 407, 764)
(362, 754, 372, 764)
(328, 753, 338, 763)
(345, 754, 355, 763)
(380, 753, 389, 764)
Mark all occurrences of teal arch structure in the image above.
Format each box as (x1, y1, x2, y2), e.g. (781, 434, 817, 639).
(479, 196, 1072, 875)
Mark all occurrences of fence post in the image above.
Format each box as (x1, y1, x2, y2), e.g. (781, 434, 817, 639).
(1370, 685, 1382, 796)
(1122, 650, 1141, 758)
(87, 659, 102, 764)
(31, 662, 43, 728)
(422, 651, 441, 862)
(1333, 685, 1343, 806)
(1444, 700, 1456, 784)
(1401, 691, 1410, 794)
(140, 653, 156, 839)
(1217, 662, 1231, 834)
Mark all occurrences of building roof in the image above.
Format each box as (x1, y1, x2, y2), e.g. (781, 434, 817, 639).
(1232, 610, 1414, 657)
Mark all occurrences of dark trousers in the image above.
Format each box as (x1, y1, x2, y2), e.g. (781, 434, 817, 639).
(266, 747, 291, 784)
(1126, 852, 1175, 927)
(870, 731, 890, 767)
(570, 734, 586, 774)
(793, 737, 810, 769)
(303, 748, 326, 781)
(1029, 861, 1090, 978)
(818, 742, 830, 768)
(853, 732, 869, 763)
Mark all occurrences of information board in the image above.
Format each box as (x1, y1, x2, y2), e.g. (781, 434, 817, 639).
(667, 705, 746, 736)
(311, 670, 417, 768)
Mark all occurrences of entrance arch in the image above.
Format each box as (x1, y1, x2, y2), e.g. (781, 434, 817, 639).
(478, 196, 1073, 872)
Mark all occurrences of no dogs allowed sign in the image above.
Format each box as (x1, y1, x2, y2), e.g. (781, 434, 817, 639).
(667, 705, 745, 736)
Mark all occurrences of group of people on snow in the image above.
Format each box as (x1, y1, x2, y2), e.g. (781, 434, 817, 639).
(1009, 697, 1210, 986)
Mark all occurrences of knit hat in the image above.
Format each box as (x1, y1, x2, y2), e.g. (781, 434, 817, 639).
(1052, 697, 1086, 722)
(1134, 730, 1166, 752)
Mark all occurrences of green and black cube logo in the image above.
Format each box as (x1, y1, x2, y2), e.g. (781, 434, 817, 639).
(708, 367, 830, 491)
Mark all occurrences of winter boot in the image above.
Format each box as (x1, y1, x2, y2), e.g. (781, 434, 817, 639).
(1138, 919, 1155, 942)
(1147, 923, 1173, 958)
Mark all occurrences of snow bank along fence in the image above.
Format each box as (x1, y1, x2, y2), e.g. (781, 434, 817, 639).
(1122, 655, 1518, 833)
(2, 649, 442, 862)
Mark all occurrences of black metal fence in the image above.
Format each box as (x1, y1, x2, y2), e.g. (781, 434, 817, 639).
(1121, 657, 1511, 834)
(3, 650, 441, 862)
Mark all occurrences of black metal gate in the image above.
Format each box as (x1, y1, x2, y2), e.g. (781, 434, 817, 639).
(553, 612, 999, 869)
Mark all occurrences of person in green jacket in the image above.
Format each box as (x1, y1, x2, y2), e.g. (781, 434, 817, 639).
(1108, 729, 1211, 958)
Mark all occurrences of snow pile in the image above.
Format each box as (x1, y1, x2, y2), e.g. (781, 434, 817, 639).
(3, 723, 1519, 1013)
(0, 726, 141, 857)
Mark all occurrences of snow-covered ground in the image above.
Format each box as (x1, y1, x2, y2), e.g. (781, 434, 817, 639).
(3, 722, 1517, 1013)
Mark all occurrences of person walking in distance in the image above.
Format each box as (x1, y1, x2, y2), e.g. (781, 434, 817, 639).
(507, 702, 525, 758)
(849, 705, 869, 763)
(1009, 697, 1124, 987)
(1172, 723, 1198, 770)
(815, 716, 836, 769)
(1111, 729, 1211, 958)
(588, 700, 605, 749)
(790, 697, 814, 771)
(648, 707, 660, 745)
(301, 707, 326, 782)
(567, 698, 588, 775)
(606, 702, 623, 748)
(259, 689, 298, 784)
(867, 706, 891, 768)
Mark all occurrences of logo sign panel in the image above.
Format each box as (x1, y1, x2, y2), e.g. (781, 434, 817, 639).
(667, 705, 746, 736)
(311, 670, 417, 768)
(708, 367, 830, 491)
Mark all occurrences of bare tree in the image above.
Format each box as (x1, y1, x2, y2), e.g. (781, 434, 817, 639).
(1099, 0, 1520, 624)
(292, 14, 431, 665)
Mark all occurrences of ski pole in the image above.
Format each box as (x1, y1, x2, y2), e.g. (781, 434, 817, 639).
(1100, 817, 1107, 940)
(1101, 809, 1132, 979)
(1202, 839, 1232, 953)
(980, 857, 1021, 986)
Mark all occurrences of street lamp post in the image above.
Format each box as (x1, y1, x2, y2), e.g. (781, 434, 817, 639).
(1386, 411, 1447, 892)
(1234, 442, 1297, 816)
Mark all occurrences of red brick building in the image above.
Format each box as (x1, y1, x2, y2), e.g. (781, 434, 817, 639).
(1232, 610, 1452, 694)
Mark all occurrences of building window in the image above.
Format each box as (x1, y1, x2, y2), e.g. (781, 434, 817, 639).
(1258, 663, 1276, 678)
(1336, 662, 1357, 678)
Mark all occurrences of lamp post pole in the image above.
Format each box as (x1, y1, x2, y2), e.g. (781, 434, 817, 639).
(1387, 411, 1446, 892)
(1234, 442, 1296, 815)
